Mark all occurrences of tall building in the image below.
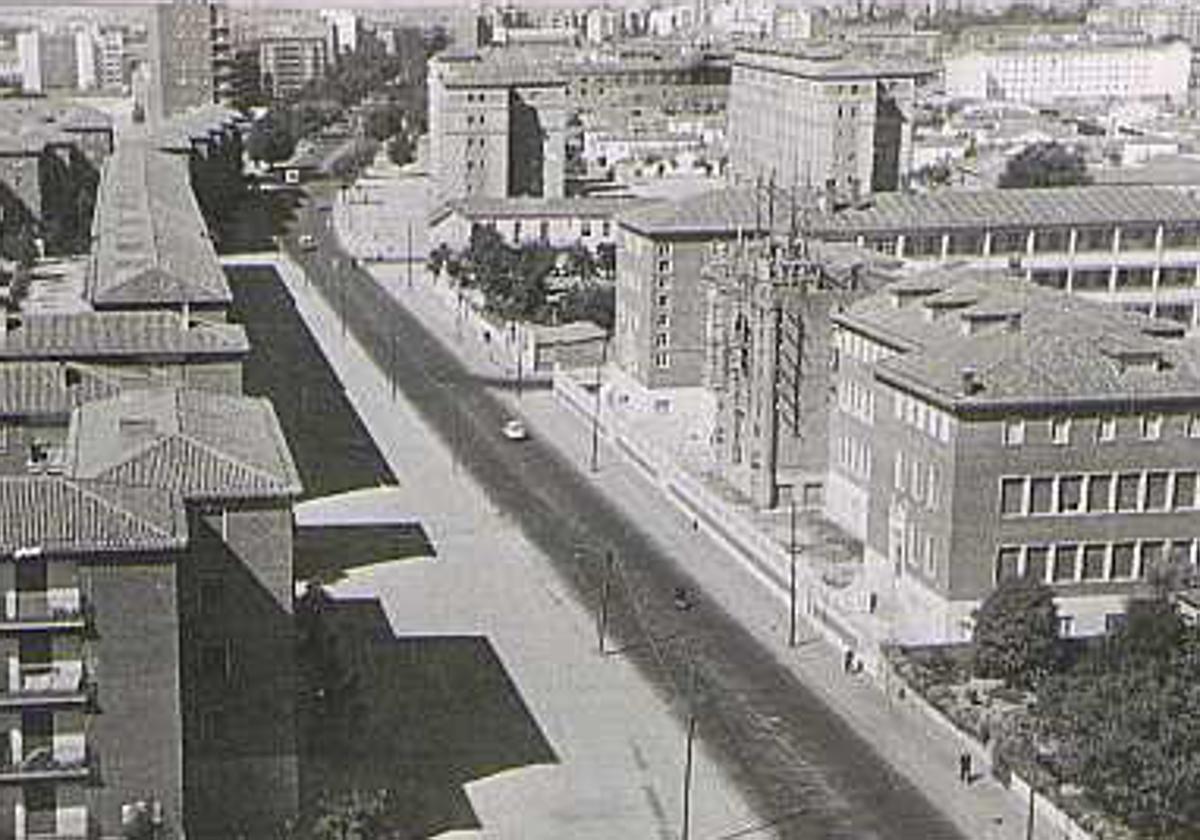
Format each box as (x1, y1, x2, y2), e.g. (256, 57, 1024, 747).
(320, 9, 359, 57)
(728, 43, 932, 205)
(147, 1, 230, 121)
(828, 269, 1200, 643)
(74, 29, 97, 92)
(17, 31, 79, 95)
(428, 50, 567, 204)
(97, 28, 127, 92)
(258, 36, 328, 100)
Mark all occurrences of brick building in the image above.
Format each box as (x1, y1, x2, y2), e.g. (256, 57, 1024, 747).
(828, 269, 1200, 643)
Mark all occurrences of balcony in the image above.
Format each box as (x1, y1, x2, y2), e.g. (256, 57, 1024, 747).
(0, 662, 92, 709)
(0, 590, 88, 631)
(0, 746, 93, 784)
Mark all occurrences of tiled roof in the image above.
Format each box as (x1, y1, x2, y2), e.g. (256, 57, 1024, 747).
(154, 104, 242, 151)
(618, 185, 1200, 238)
(89, 137, 232, 307)
(448, 195, 655, 221)
(812, 186, 1200, 235)
(432, 51, 567, 87)
(0, 362, 163, 418)
(69, 388, 303, 501)
(0, 477, 186, 557)
(839, 268, 1200, 409)
(0, 312, 249, 361)
(734, 41, 935, 78)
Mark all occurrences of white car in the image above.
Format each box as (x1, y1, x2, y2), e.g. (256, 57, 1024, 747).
(298, 234, 317, 251)
(502, 419, 528, 441)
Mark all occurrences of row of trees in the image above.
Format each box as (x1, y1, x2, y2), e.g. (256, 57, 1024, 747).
(972, 577, 1200, 837)
(427, 227, 616, 330)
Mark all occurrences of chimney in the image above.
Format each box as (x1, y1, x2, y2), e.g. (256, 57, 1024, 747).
(961, 366, 982, 395)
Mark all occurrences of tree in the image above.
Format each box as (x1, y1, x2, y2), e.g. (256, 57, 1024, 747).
(596, 242, 617, 279)
(386, 133, 414, 168)
(558, 285, 614, 332)
(998, 142, 1092, 189)
(308, 790, 392, 840)
(247, 112, 297, 165)
(972, 575, 1060, 688)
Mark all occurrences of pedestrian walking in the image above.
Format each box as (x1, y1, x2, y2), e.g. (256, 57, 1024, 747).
(843, 648, 854, 674)
(959, 751, 973, 785)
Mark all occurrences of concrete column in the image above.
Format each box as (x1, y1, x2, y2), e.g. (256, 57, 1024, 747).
(939, 233, 949, 260)
(1025, 229, 1036, 257)
(895, 234, 906, 259)
(1112, 225, 1122, 256)
(982, 230, 992, 257)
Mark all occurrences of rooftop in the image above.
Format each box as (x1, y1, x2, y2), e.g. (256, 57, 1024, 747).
(837, 268, 1200, 411)
(0, 476, 186, 558)
(734, 40, 935, 79)
(0, 362, 161, 418)
(69, 388, 303, 502)
(89, 137, 231, 308)
(440, 195, 654, 223)
(432, 50, 567, 88)
(0, 312, 249, 362)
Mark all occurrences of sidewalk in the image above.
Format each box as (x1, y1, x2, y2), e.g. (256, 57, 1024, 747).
(352, 257, 1063, 840)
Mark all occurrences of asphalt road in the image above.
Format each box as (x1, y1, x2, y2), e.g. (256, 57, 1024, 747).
(287, 185, 965, 840)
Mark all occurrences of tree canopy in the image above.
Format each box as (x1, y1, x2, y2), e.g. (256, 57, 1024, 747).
(972, 575, 1060, 688)
(998, 142, 1092, 190)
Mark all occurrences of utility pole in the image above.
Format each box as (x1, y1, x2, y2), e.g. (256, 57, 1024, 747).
(789, 494, 798, 648)
(390, 332, 397, 401)
(406, 220, 414, 289)
(589, 336, 609, 473)
(681, 658, 700, 840)
(596, 550, 615, 654)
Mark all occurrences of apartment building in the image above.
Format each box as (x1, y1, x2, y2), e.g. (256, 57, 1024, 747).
(944, 35, 1191, 104)
(728, 43, 932, 204)
(812, 185, 1200, 330)
(147, 0, 226, 121)
(563, 49, 731, 118)
(430, 195, 646, 252)
(258, 35, 328, 99)
(428, 50, 567, 204)
(16, 31, 78, 95)
(828, 269, 1200, 643)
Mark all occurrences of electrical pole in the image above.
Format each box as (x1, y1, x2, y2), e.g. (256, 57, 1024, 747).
(596, 550, 614, 654)
(590, 336, 609, 473)
(406, 220, 414, 289)
(681, 658, 699, 840)
(789, 494, 798, 648)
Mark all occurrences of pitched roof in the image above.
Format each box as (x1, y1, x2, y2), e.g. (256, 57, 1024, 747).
(0, 476, 186, 557)
(448, 195, 654, 221)
(0, 362, 164, 418)
(89, 137, 231, 307)
(0, 312, 249, 361)
(838, 268, 1200, 410)
(617, 187, 761, 237)
(69, 388, 303, 501)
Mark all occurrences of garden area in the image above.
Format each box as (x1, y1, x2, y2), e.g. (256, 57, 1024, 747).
(888, 576, 1200, 840)
(426, 225, 616, 333)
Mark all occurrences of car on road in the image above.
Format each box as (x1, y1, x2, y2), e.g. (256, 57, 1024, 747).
(501, 419, 528, 441)
(298, 234, 317, 251)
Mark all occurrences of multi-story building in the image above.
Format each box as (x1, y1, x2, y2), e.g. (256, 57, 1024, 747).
(702, 236, 893, 509)
(728, 43, 932, 205)
(16, 31, 78, 95)
(563, 48, 731, 120)
(147, 0, 222, 121)
(96, 28, 127, 92)
(811, 185, 1200, 330)
(428, 50, 567, 204)
(944, 34, 1191, 104)
(258, 35, 328, 100)
(828, 268, 1200, 643)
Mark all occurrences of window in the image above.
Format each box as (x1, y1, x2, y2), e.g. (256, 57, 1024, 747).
(1140, 541, 1164, 579)
(1105, 613, 1127, 634)
(1000, 477, 1024, 515)
(656, 294, 669, 307)
(581, 221, 592, 238)
(1058, 615, 1075, 637)
(1188, 415, 1200, 438)
(1144, 472, 1169, 511)
(198, 577, 225, 618)
(1116, 473, 1141, 512)
(200, 642, 232, 684)
(1052, 544, 1077, 582)
(1002, 419, 1025, 446)
(654, 352, 670, 369)
(995, 547, 1021, 582)
(1029, 478, 1054, 514)
(654, 333, 669, 348)
(1097, 416, 1117, 442)
(1057, 475, 1083, 513)
(1050, 417, 1071, 445)
(1111, 543, 1135, 580)
(1081, 544, 1107, 581)
(1087, 474, 1113, 513)
(200, 706, 227, 744)
(1170, 539, 1194, 568)
(1174, 471, 1197, 509)
(657, 259, 671, 273)
(1025, 546, 1049, 582)
(1141, 414, 1163, 440)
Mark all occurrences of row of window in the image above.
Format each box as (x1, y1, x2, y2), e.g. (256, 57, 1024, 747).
(837, 379, 875, 425)
(835, 328, 892, 366)
(999, 470, 1200, 517)
(995, 539, 1195, 586)
(895, 390, 953, 444)
(835, 434, 872, 481)
(1001, 413, 1199, 447)
(895, 450, 945, 512)
(893, 518, 940, 579)
(863, 223, 1200, 259)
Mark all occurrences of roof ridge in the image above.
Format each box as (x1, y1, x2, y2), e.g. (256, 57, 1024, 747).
(172, 403, 295, 492)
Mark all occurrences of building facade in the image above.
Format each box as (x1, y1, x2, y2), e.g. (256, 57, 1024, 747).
(428, 51, 567, 204)
(148, 1, 217, 121)
(944, 37, 1191, 104)
(257, 35, 328, 100)
(828, 269, 1200, 643)
(728, 43, 930, 205)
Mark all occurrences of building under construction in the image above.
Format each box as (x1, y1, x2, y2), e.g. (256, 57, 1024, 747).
(702, 227, 895, 511)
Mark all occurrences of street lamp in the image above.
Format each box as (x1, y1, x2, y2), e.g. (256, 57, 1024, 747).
(589, 333, 611, 473)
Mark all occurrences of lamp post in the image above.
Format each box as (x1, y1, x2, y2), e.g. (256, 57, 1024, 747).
(589, 334, 610, 473)
(789, 495, 798, 648)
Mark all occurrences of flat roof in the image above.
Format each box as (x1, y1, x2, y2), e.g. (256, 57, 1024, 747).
(444, 195, 654, 222)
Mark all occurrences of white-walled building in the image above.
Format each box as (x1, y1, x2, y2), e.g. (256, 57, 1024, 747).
(945, 37, 1191, 104)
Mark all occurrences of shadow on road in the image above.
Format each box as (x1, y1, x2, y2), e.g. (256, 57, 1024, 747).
(294, 522, 437, 583)
(297, 589, 559, 837)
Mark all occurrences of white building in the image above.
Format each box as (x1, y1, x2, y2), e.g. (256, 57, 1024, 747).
(320, 9, 359, 56)
(945, 38, 1191, 104)
(75, 28, 97, 91)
